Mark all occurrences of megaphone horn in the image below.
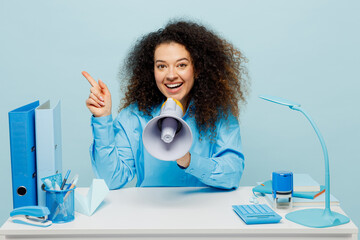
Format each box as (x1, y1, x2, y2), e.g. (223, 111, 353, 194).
(142, 98, 193, 161)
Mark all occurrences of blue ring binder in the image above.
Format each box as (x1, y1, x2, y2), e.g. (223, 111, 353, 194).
(8, 100, 40, 208)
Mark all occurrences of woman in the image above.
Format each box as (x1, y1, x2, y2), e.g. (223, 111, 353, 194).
(83, 20, 249, 190)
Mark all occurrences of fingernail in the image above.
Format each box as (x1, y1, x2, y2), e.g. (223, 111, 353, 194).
(100, 96, 104, 101)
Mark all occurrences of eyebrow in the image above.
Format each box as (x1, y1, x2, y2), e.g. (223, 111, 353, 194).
(155, 58, 190, 63)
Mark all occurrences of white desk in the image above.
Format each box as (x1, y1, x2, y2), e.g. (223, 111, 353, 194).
(0, 187, 358, 240)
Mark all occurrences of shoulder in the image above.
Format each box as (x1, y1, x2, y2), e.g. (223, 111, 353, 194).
(117, 104, 139, 117)
(116, 104, 146, 123)
(216, 112, 240, 133)
(114, 103, 160, 128)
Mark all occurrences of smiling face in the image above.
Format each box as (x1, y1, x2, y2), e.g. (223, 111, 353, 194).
(154, 42, 195, 109)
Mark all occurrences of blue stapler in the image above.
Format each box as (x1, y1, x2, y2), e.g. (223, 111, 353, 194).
(10, 206, 52, 227)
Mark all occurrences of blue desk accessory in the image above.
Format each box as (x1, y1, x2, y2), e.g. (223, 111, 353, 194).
(8, 101, 40, 208)
(259, 95, 350, 228)
(10, 206, 52, 227)
(232, 204, 282, 224)
(272, 171, 293, 209)
(35, 100, 62, 206)
(46, 184, 76, 223)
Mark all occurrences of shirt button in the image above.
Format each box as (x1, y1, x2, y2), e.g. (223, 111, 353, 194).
(189, 168, 194, 173)
(201, 174, 205, 179)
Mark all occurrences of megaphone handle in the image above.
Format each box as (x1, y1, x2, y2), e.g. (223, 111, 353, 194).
(157, 117, 182, 134)
(161, 118, 178, 143)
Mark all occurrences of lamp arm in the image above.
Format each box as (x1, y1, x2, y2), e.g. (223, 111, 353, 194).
(290, 106, 331, 212)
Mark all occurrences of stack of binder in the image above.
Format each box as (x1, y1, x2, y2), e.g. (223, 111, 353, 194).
(8, 100, 62, 208)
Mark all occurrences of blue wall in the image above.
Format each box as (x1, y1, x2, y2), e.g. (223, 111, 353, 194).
(1, 0, 359, 233)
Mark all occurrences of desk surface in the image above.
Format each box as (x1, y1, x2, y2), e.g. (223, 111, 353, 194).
(0, 187, 358, 240)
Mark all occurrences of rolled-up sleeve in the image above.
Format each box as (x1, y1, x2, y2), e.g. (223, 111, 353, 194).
(90, 114, 136, 190)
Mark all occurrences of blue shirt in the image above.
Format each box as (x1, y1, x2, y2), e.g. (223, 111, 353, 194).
(90, 103, 245, 190)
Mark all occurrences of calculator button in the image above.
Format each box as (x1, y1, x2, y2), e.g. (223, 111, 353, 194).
(238, 206, 248, 215)
(244, 205, 254, 214)
(255, 205, 267, 214)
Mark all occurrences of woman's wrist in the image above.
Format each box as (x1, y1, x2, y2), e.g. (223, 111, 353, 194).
(93, 111, 111, 118)
(93, 114, 110, 118)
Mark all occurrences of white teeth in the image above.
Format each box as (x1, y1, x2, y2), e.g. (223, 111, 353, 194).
(166, 83, 183, 89)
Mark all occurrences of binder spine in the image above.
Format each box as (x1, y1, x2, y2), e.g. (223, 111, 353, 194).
(35, 100, 62, 206)
(8, 101, 39, 208)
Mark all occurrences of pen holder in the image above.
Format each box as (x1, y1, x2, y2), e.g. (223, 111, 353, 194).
(45, 184, 75, 223)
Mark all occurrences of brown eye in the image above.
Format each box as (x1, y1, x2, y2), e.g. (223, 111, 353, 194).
(157, 64, 166, 69)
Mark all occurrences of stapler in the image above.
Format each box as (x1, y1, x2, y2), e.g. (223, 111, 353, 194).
(10, 206, 52, 227)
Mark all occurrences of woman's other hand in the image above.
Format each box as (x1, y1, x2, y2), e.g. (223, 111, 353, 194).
(83, 71, 112, 117)
(176, 152, 191, 169)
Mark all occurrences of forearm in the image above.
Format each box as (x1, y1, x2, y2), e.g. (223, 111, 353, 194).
(90, 115, 135, 190)
(184, 151, 245, 189)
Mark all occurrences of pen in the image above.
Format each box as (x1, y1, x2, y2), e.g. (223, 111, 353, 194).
(60, 170, 71, 190)
(64, 174, 78, 201)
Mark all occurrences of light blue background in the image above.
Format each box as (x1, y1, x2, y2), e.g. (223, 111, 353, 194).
(1, 0, 359, 233)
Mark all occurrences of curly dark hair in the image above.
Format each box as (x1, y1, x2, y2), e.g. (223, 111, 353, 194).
(120, 20, 249, 137)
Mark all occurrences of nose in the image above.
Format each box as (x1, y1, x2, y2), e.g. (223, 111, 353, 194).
(166, 67, 178, 81)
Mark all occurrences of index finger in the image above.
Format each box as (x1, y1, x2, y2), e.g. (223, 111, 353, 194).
(82, 71, 99, 88)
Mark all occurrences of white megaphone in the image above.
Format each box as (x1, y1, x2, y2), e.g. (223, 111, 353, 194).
(142, 98, 193, 161)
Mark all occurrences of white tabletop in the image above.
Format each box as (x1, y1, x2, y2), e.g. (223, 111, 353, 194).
(0, 187, 358, 240)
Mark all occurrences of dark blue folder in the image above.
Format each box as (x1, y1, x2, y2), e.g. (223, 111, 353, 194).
(8, 101, 39, 208)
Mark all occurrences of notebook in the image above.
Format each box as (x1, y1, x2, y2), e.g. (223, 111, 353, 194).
(293, 174, 321, 192)
(264, 192, 339, 207)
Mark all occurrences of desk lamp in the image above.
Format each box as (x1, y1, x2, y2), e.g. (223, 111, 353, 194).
(259, 95, 350, 228)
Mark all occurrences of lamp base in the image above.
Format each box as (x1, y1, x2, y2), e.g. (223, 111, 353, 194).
(286, 208, 350, 228)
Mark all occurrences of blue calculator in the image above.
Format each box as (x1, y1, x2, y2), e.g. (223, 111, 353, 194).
(232, 204, 282, 224)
